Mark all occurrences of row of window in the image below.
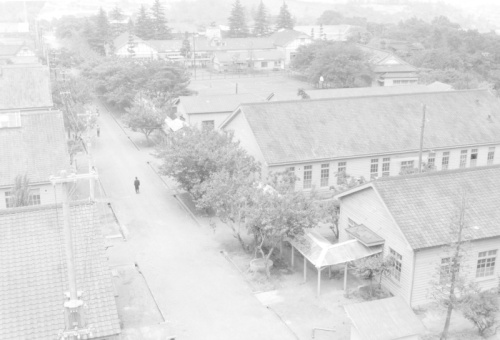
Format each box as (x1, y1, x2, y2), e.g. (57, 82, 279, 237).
(4, 189, 41, 208)
(292, 162, 347, 189)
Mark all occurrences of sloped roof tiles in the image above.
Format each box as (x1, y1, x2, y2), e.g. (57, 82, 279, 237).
(0, 202, 121, 339)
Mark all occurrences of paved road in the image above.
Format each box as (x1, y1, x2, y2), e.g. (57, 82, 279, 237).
(92, 106, 296, 340)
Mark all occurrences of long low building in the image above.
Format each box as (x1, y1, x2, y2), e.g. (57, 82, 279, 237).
(221, 89, 500, 191)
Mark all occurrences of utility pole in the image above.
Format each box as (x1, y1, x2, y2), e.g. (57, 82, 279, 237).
(77, 111, 99, 201)
(50, 170, 98, 339)
(418, 104, 427, 173)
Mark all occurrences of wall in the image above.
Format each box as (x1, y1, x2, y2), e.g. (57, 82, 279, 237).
(0, 183, 62, 209)
(115, 43, 157, 59)
(382, 77, 419, 87)
(339, 188, 415, 304)
(411, 237, 500, 306)
(284, 38, 312, 65)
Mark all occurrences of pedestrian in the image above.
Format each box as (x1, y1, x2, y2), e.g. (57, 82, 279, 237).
(96, 124, 100, 137)
(134, 177, 140, 194)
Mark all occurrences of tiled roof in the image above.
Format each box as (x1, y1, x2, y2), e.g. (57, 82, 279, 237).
(179, 93, 263, 114)
(0, 202, 121, 339)
(270, 29, 308, 46)
(224, 89, 500, 164)
(0, 110, 69, 187)
(0, 64, 53, 110)
(112, 32, 144, 50)
(372, 166, 500, 249)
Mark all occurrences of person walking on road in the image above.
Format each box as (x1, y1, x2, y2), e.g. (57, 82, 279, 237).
(134, 177, 140, 194)
(96, 124, 100, 137)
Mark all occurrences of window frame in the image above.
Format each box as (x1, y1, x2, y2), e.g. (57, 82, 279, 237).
(382, 157, 390, 177)
(442, 151, 450, 170)
(459, 149, 468, 168)
(389, 248, 402, 282)
(487, 147, 495, 165)
(201, 120, 215, 130)
(303, 165, 312, 189)
(476, 249, 497, 278)
(320, 163, 329, 187)
(400, 160, 414, 172)
(370, 158, 379, 179)
(337, 161, 346, 185)
(470, 149, 478, 167)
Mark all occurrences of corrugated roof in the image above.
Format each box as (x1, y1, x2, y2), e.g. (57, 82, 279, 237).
(0, 202, 121, 339)
(372, 166, 500, 249)
(0, 64, 53, 110)
(0, 110, 69, 187)
(344, 296, 426, 340)
(179, 93, 264, 114)
(227, 90, 500, 164)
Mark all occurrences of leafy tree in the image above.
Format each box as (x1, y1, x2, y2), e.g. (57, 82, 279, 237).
(317, 10, 344, 25)
(135, 5, 153, 40)
(460, 289, 499, 336)
(275, 2, 294, 31)
(127, 32, 136, 57)
(9, 175, 31, 207)
(150, 0, 171, 39)
(157, 127, 254, 196)
(352, 254, 392, 298)
(253, 1, 270, 37)
(180, 32, 191, 58)
(125, 93, 167, 144)
(228, 0, 248, 38)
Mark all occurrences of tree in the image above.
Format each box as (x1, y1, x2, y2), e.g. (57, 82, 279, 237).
(253, 1, 270, 37)
(180, 32, 191, 59)
(460, 289, 499, 336)
(95, 7, 111, 55)
(429, 193, 478, 340)
(9, 175, 31, 207)
(228, 0, 248, 38)
(135, 5, 153, 40)
(110, 5, 125, 21)
(125, 93, 167, 144)
(157, 127, 255, 196)
(316, 10, 344, 25)
(127, 32, 136, 57)
(150, 0, 171, 39)
(275, 2, 294, 31)
(352, 254, 392, 298)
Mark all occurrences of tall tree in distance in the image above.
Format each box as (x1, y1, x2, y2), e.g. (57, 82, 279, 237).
(95, 7, 111, 55)
(253, 1, 270, 36)
(110, 5, 125, 21)
(276, 1, 294, 30)
(228, 0, 248, 38)
(180, 32, 191, 58)
(135, 5, 153, 40)
(150, 0, 171, 39)
(127, 32, 136, 57)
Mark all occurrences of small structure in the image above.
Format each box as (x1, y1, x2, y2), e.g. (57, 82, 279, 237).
(344, 296, 426, 340)
(111, 32, 158, 59)
(287, 230, 383, 296)
(212, 49, 284, 72)
(295, 25, 361, 41)
(269, 29, 312, 65)
(0, 42, 38, 64)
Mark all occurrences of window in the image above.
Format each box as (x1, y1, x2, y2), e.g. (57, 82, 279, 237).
(459, 149, 468, 168)
(201, 120, 214, 130)
(428, 152, 436, 168)
(337, 162, 346, 185)
(470, 149, 478, 167)
(382, 157, 391, 177)
(320, 164, 329, 187)
(370, 159, 379, 179)
(476, 250, 497, 278)
(261, 61, 268, 68)
(393, 79, 418, 85)
(390, 248, 402, 281)
(487, 147, 495, 165)
(303, 165, 312, 189)
(442, 151, 450, 170)
(286, 166, 295, 173)
(440, 257, 460, 284)
(5, 188, 41, 208)
(400, 160, 414, 172)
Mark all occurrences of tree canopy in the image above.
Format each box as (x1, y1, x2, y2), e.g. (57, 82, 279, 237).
(135, 5, 153, 40)
(150, 0, 171, 39)
(125, 93, 167, 144)
(275, 2, 294, 30)
(228, 0, 248, 38)
(253, 1, 270, 37)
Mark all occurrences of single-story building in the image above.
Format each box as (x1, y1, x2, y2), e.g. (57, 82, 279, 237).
(110, 32, 159, 59)
(221, 89, 500, 191)
(212, 49, 284, 72)
(0, 202, 121, 339)
(295, 25, 361, 42)
(269, 29, 312, 65)
(0, 42, 38, 64)
(336, 166, 500, 307)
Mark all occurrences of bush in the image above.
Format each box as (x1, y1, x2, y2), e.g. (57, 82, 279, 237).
(460, 289, 499, 336)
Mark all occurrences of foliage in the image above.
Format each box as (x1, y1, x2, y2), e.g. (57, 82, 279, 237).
(125, 94, 167, 144)
(68, 139, 84, 165)
(253, 1, 270, 37)
(82, 58, 191, 109)
(297, 88, 310, 99)
(9, 175, 31, 207)
(157, 127, 255, 196)
(127, 33, 136, 57)
(291, 41, 372, 87)
(275, 2, 294, 30)
(352, 254, 392, 298)
(460, 289, 499, 336)
(180, 32, 191, 58)
(316, 10, 367, 27)
(94, 7, 111, 55)
(228, 0, 248, 38)
(135, 5, 153, 40)
(150, 0, 171, 39)
(110, 5, 125, 21)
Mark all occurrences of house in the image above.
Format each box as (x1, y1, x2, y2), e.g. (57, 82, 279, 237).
(221, 89, 500, 191)
(344, 297, 426, 339)
(212, 49, 284, 72)
(0, 64, 53, 111)
(0, 202, 121, 339)
(368, 38, 425, 57)
(110, 32, 158, 59)
(269, 29, 312, 65)
(295, 25, 361, 42)
(357, 44, 419, 86)
(0, 110, 69, 208)
(335, 166, 500, 307)
(0, 42, 38, 64)
(147, 39, 184, 61)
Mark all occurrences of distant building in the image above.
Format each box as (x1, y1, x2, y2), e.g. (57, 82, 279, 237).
(269, 29, 312, 65)
(0, 202, 121, 339)
(212, 49, 284, 72)
(110, 32, 158, 59)
(221, 89, 500, 190)
(0, 42, 38, 64)
(336, 166, 500, 307)
(295, 25, 360, 41)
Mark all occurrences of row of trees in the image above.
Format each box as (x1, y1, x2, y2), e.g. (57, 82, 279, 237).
(228, 0, 295, 38)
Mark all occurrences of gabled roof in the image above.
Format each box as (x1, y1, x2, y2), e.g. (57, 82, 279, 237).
(337, 166, 500, 249)
(112, 32, 145, 50)
(146, 39, 184, 52)
(0, 110, 69, 187)
(344, 296, 426, 340)
(0, 202, 121, 339)
(179, 93, 263, 114)
(270, 29, 309, 47)
(427, 81, 453, 91)
(222, 89, 500, 165)
(213, 49, 284, 63)
(373, 64, 418, 73)
(0, 64, 53, 110)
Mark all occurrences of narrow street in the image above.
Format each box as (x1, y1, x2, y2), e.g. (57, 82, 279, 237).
(92, 106, 296, 340)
